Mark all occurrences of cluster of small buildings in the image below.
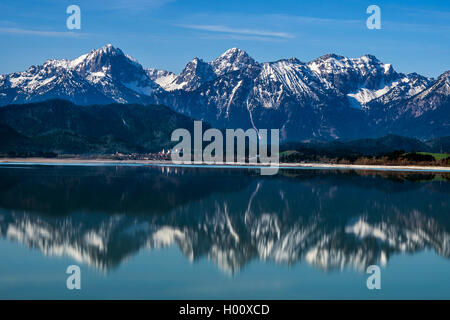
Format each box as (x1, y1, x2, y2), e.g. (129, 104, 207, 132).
(112, 149, 173, 161)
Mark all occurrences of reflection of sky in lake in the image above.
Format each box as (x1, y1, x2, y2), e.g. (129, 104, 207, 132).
(0, 165, 449, 299)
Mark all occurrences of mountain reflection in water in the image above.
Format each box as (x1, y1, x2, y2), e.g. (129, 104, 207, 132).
(0, 165, 449, 274)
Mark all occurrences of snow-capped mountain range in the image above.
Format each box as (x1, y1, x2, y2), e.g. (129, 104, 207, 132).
(1, 44, 448, 141)
(0, 44, 158, 106)
(1, 166, 449, 273)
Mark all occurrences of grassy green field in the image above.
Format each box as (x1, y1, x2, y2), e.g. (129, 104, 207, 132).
(417, 152, 450, 161)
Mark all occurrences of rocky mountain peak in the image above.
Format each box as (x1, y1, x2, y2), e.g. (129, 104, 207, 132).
(360, 54, 380, 62)
(211, 48, 259, 76)
(74, 44, 135, 75)
(92, 43, 124, 57)
(415, 69, 450, 100)
(439, 70, 450, 85)
(170, 57, 216, 91)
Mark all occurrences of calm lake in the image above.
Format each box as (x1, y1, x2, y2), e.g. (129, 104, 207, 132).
(0, 164, 449, 299)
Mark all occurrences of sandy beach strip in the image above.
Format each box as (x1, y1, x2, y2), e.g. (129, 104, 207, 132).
(1, 157, 450, 172)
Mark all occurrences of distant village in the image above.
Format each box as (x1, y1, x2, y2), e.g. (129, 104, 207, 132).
(111, 149, 173, 161)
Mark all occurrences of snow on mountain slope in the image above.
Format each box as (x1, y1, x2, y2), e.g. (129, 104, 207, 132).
(70, 44, 160, 100)
(0, 44, 436, 109)
(0, 44, 159, 105)
(210, 47, 259, 76)
(414, 70, 450, 102)
(1, 44, 447, 140)
(148, 48, 446, 140)
(160, 57, 217, 91)
(306, 53, 430, 109)
(146, 68, 177, 89)
(151, 48, 434, 111)
(250, 58, 327, 109)
(396, 70, 449, 118)
(154, 48, 260, 92)
(307, 54, 398, 91)
(367, 73, 433, 108)
(0, 61, 112, 105)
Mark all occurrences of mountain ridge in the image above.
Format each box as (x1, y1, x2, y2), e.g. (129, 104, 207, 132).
(1, 99, 448, 156)
(0, 99, 199, 154)
(1, 44, 448, 141)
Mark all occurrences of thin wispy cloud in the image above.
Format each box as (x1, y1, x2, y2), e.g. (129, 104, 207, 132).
(382, 21, 450, 33)
(0, 27, 82, 37)
(273, 12, 450, 33)
(399, 7, 450, 20)
(196, 33, 288, 43)
(178, 13, 361, 29)
(268, 14, 361, 26)
(104, 0, 175, 11)
(176, 24, 295, 39)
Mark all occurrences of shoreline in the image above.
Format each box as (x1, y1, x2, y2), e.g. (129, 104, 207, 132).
(1, 157, 450, 172)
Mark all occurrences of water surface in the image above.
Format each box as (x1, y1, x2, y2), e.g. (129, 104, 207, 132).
(0, 165, 449, 299)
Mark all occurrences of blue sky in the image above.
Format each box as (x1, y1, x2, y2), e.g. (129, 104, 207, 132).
(0, 0, 449, 77)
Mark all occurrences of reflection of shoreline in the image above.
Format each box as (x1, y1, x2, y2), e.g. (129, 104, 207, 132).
(0, 166, 449, 274)
(1, 158, 450, 172)
(1, 193, 449, 274)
